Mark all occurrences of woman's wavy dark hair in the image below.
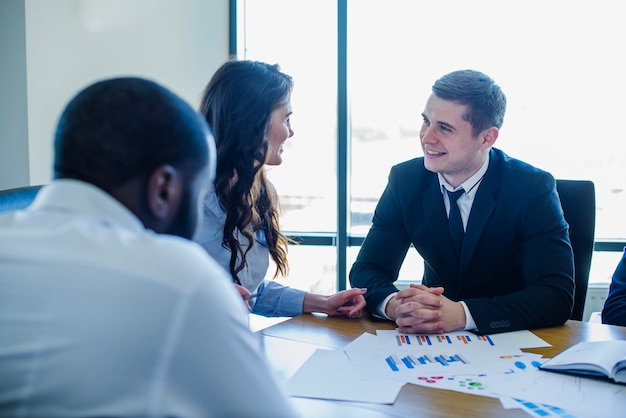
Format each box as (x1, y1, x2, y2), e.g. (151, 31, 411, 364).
(198, 60, 293, 283)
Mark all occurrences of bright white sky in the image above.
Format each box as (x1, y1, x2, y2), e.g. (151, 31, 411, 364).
(243, 0, 626, 284)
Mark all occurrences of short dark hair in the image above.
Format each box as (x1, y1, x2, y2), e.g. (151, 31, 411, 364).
(54, 77, 211, 192)
(432, 69, 506, 136)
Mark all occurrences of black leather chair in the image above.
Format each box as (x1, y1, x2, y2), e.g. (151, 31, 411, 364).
(555, 179, 596, 321)
(0, 185, 44, 213)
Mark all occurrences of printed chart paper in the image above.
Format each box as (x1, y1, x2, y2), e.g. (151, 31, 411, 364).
(287, 348, 405, 404)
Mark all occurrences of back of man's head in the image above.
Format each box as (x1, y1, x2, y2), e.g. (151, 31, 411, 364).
(53, 77, 213, 193)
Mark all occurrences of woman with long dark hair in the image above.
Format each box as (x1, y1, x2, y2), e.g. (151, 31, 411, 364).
(196, 60, 365, 317)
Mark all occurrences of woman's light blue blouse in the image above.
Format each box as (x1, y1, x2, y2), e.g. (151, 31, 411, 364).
(195, 188, 306, 317)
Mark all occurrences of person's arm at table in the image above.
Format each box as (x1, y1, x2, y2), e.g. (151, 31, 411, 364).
(349, 171, 413, 316)
(602, 249, 626, 326)
(302, 288, 367, 318)
(250, 280, 366, 318)
(467, 174, 573, 333)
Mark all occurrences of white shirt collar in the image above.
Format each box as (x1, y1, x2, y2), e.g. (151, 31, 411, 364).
(31, 179, 146, 233)
(438, 153, 490, 198)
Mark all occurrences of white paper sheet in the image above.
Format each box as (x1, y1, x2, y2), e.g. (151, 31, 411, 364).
(345, 330, 529, 381)
(485, 368, 626, 418)
(287, 348, 405, 404)
(375, 329, 551, 350)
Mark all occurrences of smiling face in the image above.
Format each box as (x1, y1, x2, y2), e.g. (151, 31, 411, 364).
(420, 94, 498, 188)
(265, 102, 294, 166)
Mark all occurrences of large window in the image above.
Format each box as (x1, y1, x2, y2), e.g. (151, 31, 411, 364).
(236, 0, 626, 293)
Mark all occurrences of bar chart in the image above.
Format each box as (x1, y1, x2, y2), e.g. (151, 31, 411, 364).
(394, 333, 495, 347)
(385, 352, 470, 371)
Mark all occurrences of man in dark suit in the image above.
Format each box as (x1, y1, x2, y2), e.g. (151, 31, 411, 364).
(350, 69, 574, 335)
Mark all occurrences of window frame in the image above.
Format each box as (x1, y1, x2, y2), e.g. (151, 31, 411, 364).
(229, 0, 625, 292)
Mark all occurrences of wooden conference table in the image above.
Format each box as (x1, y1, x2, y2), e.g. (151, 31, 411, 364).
(256, 313, 626, 418)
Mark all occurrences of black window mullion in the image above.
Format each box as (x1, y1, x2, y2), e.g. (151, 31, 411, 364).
(336, 0, 349, 291)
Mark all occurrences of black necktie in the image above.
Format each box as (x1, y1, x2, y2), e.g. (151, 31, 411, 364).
(447, 189, 465, 256)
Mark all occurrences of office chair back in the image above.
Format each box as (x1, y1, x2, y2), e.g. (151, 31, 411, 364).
(0, 185, 43, 213)
(555, 179, 596, 321)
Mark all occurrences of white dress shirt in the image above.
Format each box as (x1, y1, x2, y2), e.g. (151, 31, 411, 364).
(0, 180, 298, 418)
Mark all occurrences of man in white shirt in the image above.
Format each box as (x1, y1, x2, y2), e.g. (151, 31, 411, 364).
(0, 77, 298, 417)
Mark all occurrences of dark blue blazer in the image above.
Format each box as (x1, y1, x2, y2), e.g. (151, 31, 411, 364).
(350, 148, 575, 334)
(602, 249, 626, 326)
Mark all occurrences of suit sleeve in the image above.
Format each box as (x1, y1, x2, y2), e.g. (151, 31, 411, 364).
(465, 172, 575, 333)
(350, 167, 412, 315)
(602, 249, 626, 326)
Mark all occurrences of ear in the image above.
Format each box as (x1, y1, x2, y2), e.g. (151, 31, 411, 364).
(146, 165, 182, 223)
(479, 126, 499, 150)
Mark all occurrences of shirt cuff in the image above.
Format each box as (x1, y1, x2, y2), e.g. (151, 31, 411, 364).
(251, 280, 306, 317)
(460, 301, 476, 330)
(374, 292, 398, 320)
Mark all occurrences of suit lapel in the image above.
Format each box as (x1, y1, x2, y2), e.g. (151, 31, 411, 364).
(458, 150, 501, 288)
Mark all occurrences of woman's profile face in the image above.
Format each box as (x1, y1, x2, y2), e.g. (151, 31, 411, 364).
(265, 101, 294, 166)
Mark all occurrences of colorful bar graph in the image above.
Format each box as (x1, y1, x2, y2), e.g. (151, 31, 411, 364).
(479, 335, 495, 346)
(436, 335, 453, 344)
(394, 332, 496, 348)
(385, 353, 470, 371)
(385, 356, 399, 371)
(396, 334, 413, 346)
(401, 356, 414, 368)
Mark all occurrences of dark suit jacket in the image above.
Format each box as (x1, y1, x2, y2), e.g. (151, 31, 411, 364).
(350, 148, 575, 334)
(602, 249, 626, 326)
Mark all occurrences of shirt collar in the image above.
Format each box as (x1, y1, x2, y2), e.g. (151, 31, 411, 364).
(31, 179, 146, 233)
(438, 153, 490, 198)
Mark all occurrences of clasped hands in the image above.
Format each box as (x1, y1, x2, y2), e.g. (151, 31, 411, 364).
(385, 284, 466, 334)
